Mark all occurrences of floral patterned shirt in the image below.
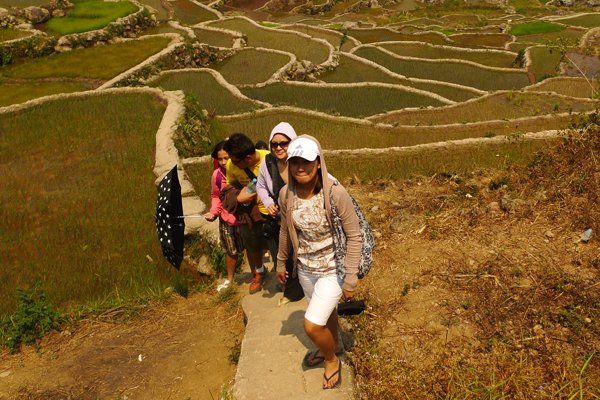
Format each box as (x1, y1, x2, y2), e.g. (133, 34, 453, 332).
(292, 191, 336, 275)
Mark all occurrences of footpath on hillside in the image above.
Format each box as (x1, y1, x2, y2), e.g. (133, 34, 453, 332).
(231, 268, 355, 400)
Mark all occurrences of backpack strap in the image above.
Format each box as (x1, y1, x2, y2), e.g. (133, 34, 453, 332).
(265, 154, 284, 205)
(243, 167, 257, 181)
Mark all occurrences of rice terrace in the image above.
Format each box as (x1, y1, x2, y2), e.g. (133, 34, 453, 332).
(0, 0, 599, 397)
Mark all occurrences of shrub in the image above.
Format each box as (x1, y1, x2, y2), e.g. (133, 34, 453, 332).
(1, 286, 61, 354)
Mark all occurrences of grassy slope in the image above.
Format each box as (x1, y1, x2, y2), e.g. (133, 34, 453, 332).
(354, 46, 530, 91)
(47, 0, 139, 35)
(240, 82, 445, 117)
(369, 92, 598, 125)
(207, 18, 330, 64)
(0, 27, 31, 42)
(0, 92, 171, 316)
(320, 53, 480, 102)
(211, 49, 290, 85)
(0, 36, 171, 80)
(0, 81, 95, 107)
(150, 70, 260, 115)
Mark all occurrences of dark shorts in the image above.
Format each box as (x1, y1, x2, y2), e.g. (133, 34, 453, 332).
(219, 220, 244, 257)
(239, 221, 267, 253)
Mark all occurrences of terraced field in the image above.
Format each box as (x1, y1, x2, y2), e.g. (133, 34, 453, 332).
(2, 1, 600, 396)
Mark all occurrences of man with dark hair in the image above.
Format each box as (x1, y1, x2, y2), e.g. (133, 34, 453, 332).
(223, 133, 270, 294)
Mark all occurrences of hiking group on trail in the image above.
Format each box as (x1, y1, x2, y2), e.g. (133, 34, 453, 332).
(203, 123, 373, 390)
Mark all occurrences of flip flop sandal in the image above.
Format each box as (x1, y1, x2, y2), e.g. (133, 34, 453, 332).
(303, 349, 345, 368)
(303, 350, 325, 368)
(323, 359, 342, 390)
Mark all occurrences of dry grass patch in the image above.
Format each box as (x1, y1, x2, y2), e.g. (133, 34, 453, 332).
(353, 46, 531, 91)
(368, 91, 598, 125)
(346, 121, 600, 399)
(205, 17, 330, 64)
(240, 82, 445, 117)
(379, 41, 518, 68)
(526, 77, 599, 98)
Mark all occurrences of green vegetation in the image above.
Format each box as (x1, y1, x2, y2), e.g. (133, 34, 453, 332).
(0, 0, 46, 5)
(138, 0, 170, 21)
(379, 42, 517, 68)
(283, 25, 355, 52)
(554, 13, 600, 28)
(0, 92, 173, 316)
(193, 27, 237, 47)
(241, 82, 445, 117)
(207, 17, 330, 64)
(47, 0, 138, 35)
(448, 33, 511, 48)
(348, 28, 450, 45)
(0, 286, 61, 353)
(528, 45, 563, 82)
(354, 46, 531, 91)
(515, 27, 584, 44)
(211, 48, 291, 85)
(172, 94, 228, 158)
(171, 0, 219, 25)
(149, 70, 261, 115)
(218, 108, 578, 150)
(0, 36, 170, 80)
(510, 20, 566, 36)
(320, 53, 480, 102)
(0, 27, 31, 42)
(369, 91, 598, 125)
(0, 81, 94, 107)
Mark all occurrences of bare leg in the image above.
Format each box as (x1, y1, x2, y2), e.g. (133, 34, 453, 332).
(225, 254, 237, 283)
(246, 250, 263, 273)
(304, 314, 341, 389)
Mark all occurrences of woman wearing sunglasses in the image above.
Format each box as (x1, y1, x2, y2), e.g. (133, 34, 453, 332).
(256, 122, 304, 304)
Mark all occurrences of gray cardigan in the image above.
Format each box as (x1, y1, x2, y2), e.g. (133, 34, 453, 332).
(276, 135, 362, 292)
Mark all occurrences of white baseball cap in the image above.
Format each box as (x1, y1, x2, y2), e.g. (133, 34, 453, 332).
(286, 137, 320, 162)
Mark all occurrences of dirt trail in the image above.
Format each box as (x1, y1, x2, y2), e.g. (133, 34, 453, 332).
(0, 292, 245, 400)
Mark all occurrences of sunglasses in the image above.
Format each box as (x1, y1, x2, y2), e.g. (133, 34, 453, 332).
(271, 141, 290, 149)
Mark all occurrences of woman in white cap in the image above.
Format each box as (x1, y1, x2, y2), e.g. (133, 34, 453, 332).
(276, 135, 362, 390)
(256, 122, 304, 304)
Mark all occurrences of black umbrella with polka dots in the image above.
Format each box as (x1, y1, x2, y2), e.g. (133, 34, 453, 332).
(156, 165, 185, 269)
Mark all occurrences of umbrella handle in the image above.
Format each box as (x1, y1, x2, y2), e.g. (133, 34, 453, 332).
(176, 215, 206, 218)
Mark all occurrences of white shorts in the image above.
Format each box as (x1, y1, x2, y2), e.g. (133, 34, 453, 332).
(298, 269, 343, 326)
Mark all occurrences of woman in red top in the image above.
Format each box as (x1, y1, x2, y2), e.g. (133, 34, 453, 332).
(204, 141, 243, 292)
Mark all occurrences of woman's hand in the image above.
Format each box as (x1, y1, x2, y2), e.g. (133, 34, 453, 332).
(237, 190, 257, 204)
(276, 271, 288, 285)
(342, 289, 355, 302)
(267, 203, 279, 217)
(203, 212, 217, 222)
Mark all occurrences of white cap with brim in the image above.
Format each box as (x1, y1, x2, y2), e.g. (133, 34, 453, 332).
(287, 137, 320, 162)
